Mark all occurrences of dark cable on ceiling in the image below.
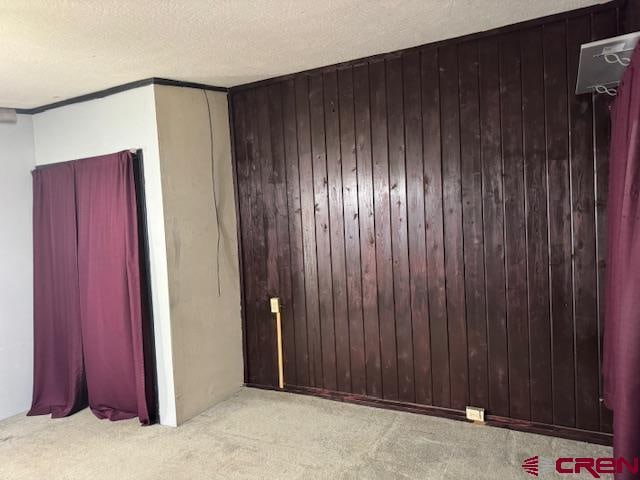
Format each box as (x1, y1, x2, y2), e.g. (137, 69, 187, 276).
(203, 89, 222, 297)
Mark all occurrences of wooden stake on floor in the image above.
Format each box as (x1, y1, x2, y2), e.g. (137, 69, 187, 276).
(270, 297, 284, 389)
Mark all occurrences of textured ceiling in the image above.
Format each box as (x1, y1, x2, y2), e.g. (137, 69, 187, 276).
(1, 0, 607, 108)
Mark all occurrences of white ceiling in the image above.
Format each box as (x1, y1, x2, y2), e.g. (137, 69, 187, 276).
(1, 0, 607, 109)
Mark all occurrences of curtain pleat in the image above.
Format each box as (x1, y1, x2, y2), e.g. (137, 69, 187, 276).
(28, 163, 87, 417)
(75, 151, 150, 424)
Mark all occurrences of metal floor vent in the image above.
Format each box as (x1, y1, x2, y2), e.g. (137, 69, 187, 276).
(576, 31, 640, 96)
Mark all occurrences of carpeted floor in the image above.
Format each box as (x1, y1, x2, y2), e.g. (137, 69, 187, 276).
(0, 387, 611, 479)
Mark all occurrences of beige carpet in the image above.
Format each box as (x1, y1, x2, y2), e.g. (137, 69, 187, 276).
(0, 387, 611, 479)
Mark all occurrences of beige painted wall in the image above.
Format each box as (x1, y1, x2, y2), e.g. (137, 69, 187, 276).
(154, 85, 243, 424)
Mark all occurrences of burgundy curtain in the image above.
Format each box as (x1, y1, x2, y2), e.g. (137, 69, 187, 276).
(75, 152, 150, 424)
(29, 151, 151, 424)
(604, 44, 640, 476)
(28, 163, 87, 417)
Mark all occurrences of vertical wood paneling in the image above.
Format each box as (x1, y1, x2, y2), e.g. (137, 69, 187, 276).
(422, 48, 450, 408)
(233, 91, 259, 385)
(387, 57, 414, 403)
(338, 67, 366, 395)
(353, 63, 383, 397)
(567, 16, 600, 432)
(459, 41, 488, 409)
(282, 79, 309, 386)
(257, 86, 279, 386)
(439, 44, 469, 411)
(544, 21, 576, 428)
(295, 76, 323, 388)
(370, 60, 399, 401)
(521, 27, 553, 425)
(404, 51, 431, 406)
(232, 3, 618, 440)
(478, 37, 509, 417)
(324, 70, 351, 393)
(244, 90, 262, 385)
(622, 0, 640, 33)
(309, 74, 337, 391)
(500, 32, 531, 421)
(250, 88, 272, 386)
(268, 83, 297, 385)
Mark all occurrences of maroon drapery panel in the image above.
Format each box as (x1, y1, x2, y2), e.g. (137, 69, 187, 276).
(28, 163, 87, 417)
(604, 45, 640, 477)
(75, 151, 150, 424)
(29, 151, 151, 424)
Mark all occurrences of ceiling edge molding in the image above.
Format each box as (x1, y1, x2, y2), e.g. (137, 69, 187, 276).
(10, 78, 228, 115)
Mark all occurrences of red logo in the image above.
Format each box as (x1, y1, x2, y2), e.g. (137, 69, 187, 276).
(522, 456, 540, 476)
(522, 456, 640, 478)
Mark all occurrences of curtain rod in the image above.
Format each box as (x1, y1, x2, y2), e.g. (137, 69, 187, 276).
(33, 149, 142, 171)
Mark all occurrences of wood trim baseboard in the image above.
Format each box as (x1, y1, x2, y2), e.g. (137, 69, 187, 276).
(245, 383, 613, 446)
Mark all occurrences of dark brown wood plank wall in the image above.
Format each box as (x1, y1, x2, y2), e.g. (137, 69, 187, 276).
(622, 0, 640, 32)
(422, 48, 450, 408)
(404, 51, 431, 406)
(230, 2, 620, 441)
(521, 26, 553, 426)
(478, 36, 510, 418)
